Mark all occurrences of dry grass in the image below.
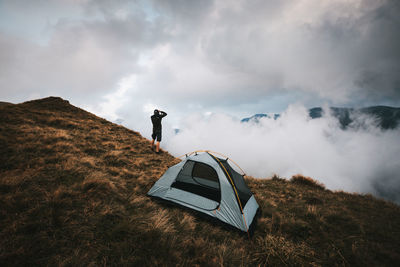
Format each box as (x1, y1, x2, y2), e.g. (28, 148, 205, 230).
(290, 174, 326, 190)
(1, 96, 400, 266)
(149, 209, 176, 233)
(251, 234, 316, 266)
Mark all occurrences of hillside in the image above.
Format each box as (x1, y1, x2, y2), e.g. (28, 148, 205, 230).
(1, 97, 400, 266)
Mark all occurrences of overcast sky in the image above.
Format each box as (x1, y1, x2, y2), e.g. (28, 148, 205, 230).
(1, 0, 400, 125)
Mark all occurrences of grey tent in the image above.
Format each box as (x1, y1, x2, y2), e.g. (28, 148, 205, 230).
(147, 151, 259, 233)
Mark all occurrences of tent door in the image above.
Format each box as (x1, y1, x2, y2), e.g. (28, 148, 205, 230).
(165, 188, 219, 211)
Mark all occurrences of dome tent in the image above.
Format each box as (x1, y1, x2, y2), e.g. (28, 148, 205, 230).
(147, 151, 259, 233)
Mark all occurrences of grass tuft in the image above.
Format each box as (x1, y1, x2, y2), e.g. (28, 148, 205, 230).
(251, 234, 317, 266)
(149, 209, 176, 233)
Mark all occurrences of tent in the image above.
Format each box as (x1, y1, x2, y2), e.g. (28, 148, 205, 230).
(147, 151, 259, 233)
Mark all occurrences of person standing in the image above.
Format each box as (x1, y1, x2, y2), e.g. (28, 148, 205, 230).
(151, 109, 167, 154)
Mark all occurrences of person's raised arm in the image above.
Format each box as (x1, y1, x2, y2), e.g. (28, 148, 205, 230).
(160, 111, 167, 118)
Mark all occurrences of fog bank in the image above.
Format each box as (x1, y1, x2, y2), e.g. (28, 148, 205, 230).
(164, 105, 400, 203)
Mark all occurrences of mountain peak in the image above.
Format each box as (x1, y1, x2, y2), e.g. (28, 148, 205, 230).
(24, 96, 68, 104)
(21, 96, 72, 110)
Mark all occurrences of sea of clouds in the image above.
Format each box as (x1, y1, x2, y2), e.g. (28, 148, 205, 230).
(161, 105, 400, 203)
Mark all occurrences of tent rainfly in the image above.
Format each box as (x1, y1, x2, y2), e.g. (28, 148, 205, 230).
(147, 151, 259, 233)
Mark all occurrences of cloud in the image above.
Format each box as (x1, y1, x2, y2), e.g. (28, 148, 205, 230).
(2, 0, 400, 113)
(0, 0, 167, 105)
(164, 105, 400, 203)
(196, 0, 400, 103)
(106, 0, 400, 122)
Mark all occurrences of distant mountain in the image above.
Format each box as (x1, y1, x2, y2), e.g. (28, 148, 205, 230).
(241, 113, 280, 123)
(242, 106, 400, 129)
(359, 106, 400, 129)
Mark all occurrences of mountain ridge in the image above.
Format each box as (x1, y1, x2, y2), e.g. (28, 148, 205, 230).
(1, 96, 399, 266)
(242, 106, 400, 129)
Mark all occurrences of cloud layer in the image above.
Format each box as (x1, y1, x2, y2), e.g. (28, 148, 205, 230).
(164, 105, 400, 203)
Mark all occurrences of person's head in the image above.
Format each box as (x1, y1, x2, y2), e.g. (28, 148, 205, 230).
(154, 109, 159, 115)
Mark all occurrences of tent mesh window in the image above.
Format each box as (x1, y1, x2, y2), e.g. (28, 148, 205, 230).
(171, 160, 221, 202)
(218, 159, 252, 207)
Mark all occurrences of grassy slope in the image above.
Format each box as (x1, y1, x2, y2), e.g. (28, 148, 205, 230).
(0, 97, 399, 266)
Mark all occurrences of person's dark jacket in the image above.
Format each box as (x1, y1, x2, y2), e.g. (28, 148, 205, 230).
(151, 111, 167, 132)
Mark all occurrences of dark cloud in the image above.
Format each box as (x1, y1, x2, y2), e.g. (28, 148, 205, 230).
(352, 1, 400, 104)
(152, 0, 214, 25)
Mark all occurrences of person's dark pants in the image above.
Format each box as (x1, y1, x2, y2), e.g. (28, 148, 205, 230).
(152, 131, 162, 142)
